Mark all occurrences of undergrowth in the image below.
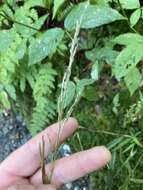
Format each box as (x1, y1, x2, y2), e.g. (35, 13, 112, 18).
(0, 0, 143, 189)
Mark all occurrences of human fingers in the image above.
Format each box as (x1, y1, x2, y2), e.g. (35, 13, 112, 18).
(30, 146, 111, 188)
(0, 118, 78, 189)
(7, 184, 56, 190)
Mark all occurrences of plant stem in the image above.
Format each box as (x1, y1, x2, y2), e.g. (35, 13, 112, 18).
(39, 137, 50, 184)
(49, 1, 89, 182)
(0, 12, 40, 31)
(117, 0, 138, 33)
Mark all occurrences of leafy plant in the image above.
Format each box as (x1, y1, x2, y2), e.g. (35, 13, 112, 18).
(0, 0, 125, 134)
(1, 0, 143, 189)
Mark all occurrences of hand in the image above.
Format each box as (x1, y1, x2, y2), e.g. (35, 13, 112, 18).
(0, 118, 111, 190)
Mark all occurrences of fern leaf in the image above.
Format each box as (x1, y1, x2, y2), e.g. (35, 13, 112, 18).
(30, 97, 56, 136)
(29, 64, 57, 135)
(33, 64, 57, 101)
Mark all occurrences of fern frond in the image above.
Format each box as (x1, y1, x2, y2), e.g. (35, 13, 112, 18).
(0, 31, 24, 84)
(0, 31, 22, 108)
(33, 64, 57, 101)
(30, 97, 56, 136)
(29, 64, 57, 135)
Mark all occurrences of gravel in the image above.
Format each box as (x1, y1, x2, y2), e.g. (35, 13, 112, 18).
(0, 112, 90, 189)
(0, 112, 31, 162)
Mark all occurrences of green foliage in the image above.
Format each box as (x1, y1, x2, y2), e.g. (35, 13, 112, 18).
(30, 98, 56, 136)
(0, 29, 15, 52)
(53, 0, 66, 19)
(86, 41, 119, 65)
(1, 0, 143, 189)
(124, 67, 141, 95)
(30, 64, 57, 135)
(118, 0, 140, 10)
(64, 81, 76, 108)
(65, 2, 124, 30)
(130, 8, 141, 27)
(76, 79, 95, 94)
(112, 33, 143, 94)
(91, 61, 99, 81)
(29, 28, 64, 65)
(24, 0, 46, 8)
(13, 8, 48, 37)
(124, 99, 143, 126)
(33, 64, 57, 100)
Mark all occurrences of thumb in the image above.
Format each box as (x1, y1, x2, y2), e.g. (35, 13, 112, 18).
(7, 184, 56, 190)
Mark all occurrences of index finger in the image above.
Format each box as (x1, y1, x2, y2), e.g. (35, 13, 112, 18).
(0, 118, 78, 178)
(30, 146, 111, 188)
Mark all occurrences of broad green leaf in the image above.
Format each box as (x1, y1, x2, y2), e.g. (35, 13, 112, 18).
(86, 46, 118, 65)
(6, 0, 15, 4)
(14, 6, 48, 37)
(53, 0, 65, 19)
(24, 0, 46, 8)
(33, 15, 48, 31)
(0, 85, 3, 92)
(14, 7, 37, 37)
(91, 61, 99, 81)
(83, 86, 99, 101)
(130, 9, 141, 27)
(5, 84, 16, 100)
(0, 30, 15, 52)
(64, 81, 76, 108)
(113, 44, 143, 79)
(95, 0, 110, 6)
(65, 2, 124, 30)
(125, 67, 141, 95)
(2, 4, 14, 18)
(119, 0, 140, 10)
(76, 79, 94, 95)
(113, 33, 143, 45)
(16, 39, 27, 59)
(29, 28, 64, 65)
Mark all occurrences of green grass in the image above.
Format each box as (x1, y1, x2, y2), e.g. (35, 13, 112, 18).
(68, 81, 143, 190)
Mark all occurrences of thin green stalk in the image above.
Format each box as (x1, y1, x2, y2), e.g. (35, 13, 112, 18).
(0, 12, 40, 31)
(130, 178, 143, 184)
(117, 0, 138, 33)
(79, 126, 131, 137)
(39, 137, 50, 184)
(49, 1, 89, 182)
